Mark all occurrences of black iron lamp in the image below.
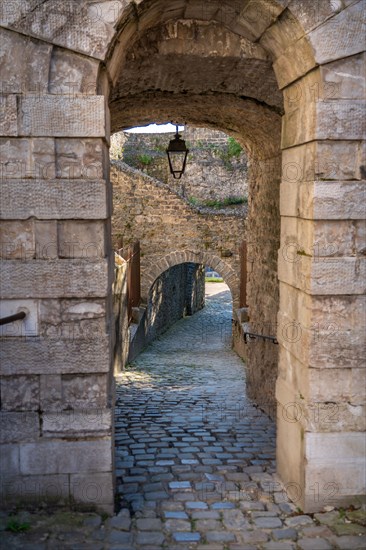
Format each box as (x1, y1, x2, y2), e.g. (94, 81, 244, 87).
(166, 125, 189, 179)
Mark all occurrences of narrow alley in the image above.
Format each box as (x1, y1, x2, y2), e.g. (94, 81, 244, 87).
(112, 284, 364, 549)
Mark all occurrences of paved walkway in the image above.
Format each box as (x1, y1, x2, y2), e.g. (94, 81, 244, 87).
(112, 284, 365, 549)
(1, 284, 365, 549)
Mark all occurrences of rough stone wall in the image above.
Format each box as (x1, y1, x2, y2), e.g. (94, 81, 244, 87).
(185, 262, 205, 316)
(245, 155, 281, 417)
(128, 263, 205, 361)
(111, 127, 248, 203)
(111, 161, 245, 308)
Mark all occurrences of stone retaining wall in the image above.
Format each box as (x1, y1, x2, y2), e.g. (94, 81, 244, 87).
(111, 161, 245, 309)
(128, 263, 205, 362)
(110, 127, 248, 203)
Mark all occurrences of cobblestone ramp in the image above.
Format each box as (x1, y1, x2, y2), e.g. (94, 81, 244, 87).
(113, 286, 366, 549)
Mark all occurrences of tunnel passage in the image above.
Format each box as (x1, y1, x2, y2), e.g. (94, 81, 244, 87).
(128, 262, 205, 362)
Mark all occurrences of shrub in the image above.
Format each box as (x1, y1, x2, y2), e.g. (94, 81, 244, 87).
(227, 137, 242, 157)
(137, 154, 153, 166)
(6, 519, 31, 533)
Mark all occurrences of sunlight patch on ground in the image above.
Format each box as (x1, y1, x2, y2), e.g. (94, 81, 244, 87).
(205, 281, 231, 298)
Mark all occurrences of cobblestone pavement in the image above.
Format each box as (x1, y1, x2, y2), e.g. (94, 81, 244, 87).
(1, 285, 365, 549)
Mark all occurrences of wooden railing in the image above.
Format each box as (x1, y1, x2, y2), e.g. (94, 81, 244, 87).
(118, 241, 141, 323)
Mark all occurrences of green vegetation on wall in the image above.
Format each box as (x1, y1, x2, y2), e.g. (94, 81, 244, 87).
(188, 196, 247, 209)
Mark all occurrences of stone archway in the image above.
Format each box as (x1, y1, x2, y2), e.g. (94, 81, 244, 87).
(142, 250, 239, 308)
(0, 0, 364, 513)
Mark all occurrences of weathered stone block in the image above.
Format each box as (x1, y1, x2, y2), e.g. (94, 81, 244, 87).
(0, 444, 20, 475)
(282, 141, 362, 183)
(308, 326, 365, 370)
(311, 403, 365, 433)
(38, 313, 108, 343)
(280, 181, 366, 220)
(0, 1, 35, 26)
(62, 374, 108, 408)
(0, 259, 110, 298)
(320, 53, 366, 100)
(279, 343, 366, 404)
(360, 140, 366, 177)
(39, 299, 61, 324)
(19, 95, 106, 137)
(278, 371, 365, 433)
(1, 0, 116, 59)
(274, 37, 317, 89)
(281, 95, 317, 149)
(306, 431, 365, 468)
(0, 179, 109, 220)
(312, 220, 360, 257)
(55, 138, 105, 179)
(355, 221, 366, 255)
(1, 474, 70, 504)
(35, 221, 58, 259)
(42, 409, 112, 436)
(49, 48, 99, 95)
(61, 299, 106, 320)
(0, 299, 39, 337)
(316, 101, 366, 141)
(40, 317, 107, 340)
(90, 1, 127, 26)
(276, 400, 304, 508)
(280, 216, 362, 257)
(0, 412, 39, 443)
(0, 28, 51, 94)
(303, 462, 366, 512)
(0, 137, 56, 180)
(40, 374, 62, 411)
(70, 472, 114, 512)
(280, 287, 366, 337)
(281, 73, 365, 147)
(289, 0, 343, 34)
(183, 1, 219, 22)
(29, 137, 56, 174)
(0, 95, 17, 136)
(58, 221, 106, 258)
(308, 1, 366, 64)
(278, 286, 366, 369)
(19, 439, 113, 475)
(260, 9, 304, 59)
(0, 220, 35, 259)
(236, 0, 286, 41)
(0, 375, 40, 411)
(0, 337, 111, 375)
(278, 254, 366, 295)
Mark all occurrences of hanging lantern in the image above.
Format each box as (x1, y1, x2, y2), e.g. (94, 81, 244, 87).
(166, 125, 189, 179)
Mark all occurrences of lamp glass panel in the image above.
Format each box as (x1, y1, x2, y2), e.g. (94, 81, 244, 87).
(168, 151, 186, 173)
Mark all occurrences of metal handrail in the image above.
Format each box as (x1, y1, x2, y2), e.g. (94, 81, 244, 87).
(0, 311, 26, 326)
(244, 331, 278, 345)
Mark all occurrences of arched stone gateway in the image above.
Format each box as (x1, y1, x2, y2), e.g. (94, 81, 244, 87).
(142, 251, 239, 307)
(111, 160, 245, 310)
(0, 1, 364, 513)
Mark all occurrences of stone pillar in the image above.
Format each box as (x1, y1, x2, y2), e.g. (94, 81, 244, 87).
(0, 34, 115, 511)
(277, 56, 365, 511)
